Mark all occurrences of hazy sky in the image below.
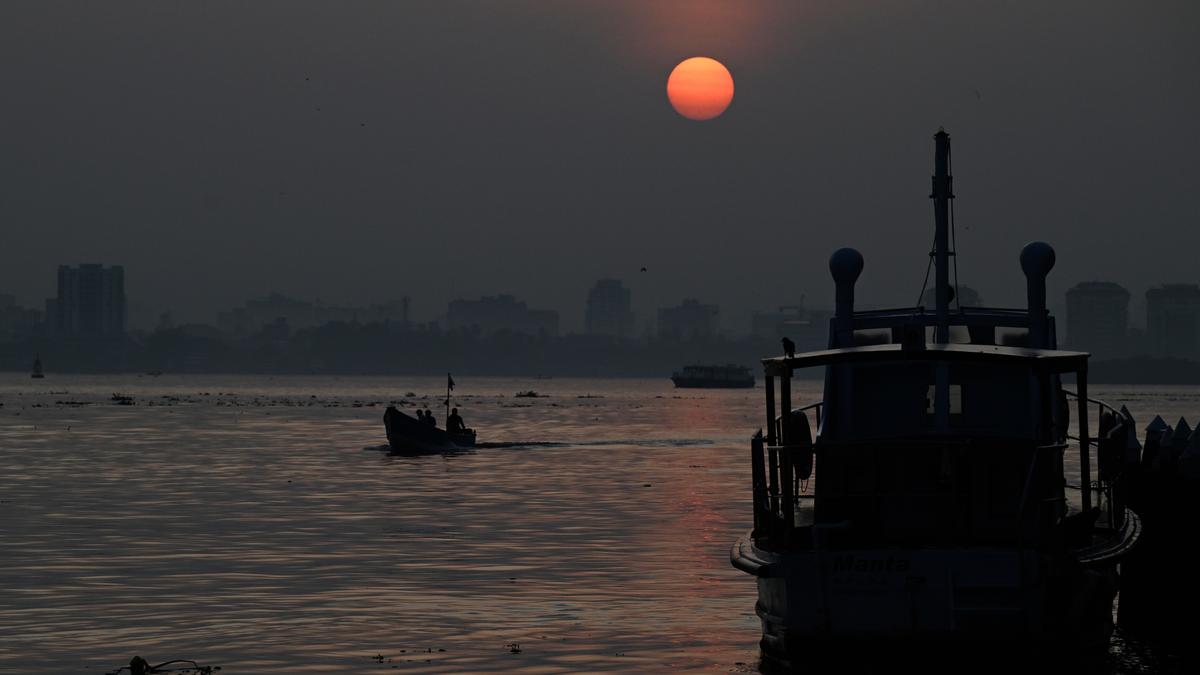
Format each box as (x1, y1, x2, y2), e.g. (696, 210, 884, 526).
(2, 1, 1197, 331)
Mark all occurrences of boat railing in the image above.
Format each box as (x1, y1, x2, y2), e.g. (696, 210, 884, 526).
(750, 433, 1072, 552)
(750, 432, 815, 550)
(1063, 389, 1131, 532)
(1015, 443, 1070, 548)
(771, 401, 822, 447)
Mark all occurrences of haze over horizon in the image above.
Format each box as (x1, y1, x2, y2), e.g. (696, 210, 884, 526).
(2, 1, 1197, 332)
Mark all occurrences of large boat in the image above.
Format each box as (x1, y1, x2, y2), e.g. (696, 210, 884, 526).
(730, 130, 1142, 667)
(383, 406, 476, 453)
(671, 364, 755, 388)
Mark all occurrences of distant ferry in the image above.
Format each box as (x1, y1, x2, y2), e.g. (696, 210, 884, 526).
(670, 364, 755, 388)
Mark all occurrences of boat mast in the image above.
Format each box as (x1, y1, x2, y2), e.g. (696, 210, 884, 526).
(931, 129, 953, 344)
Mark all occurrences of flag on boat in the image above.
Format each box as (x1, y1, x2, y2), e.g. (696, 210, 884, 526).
(447, 373, 455, 390)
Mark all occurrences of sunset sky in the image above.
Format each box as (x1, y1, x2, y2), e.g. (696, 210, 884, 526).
(1, 1, 1197, 330)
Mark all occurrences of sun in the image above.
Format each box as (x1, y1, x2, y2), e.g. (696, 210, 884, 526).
(666, 57, 734, 121)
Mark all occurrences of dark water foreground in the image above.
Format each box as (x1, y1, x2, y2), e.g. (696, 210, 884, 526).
(0, 375, 1195, 673)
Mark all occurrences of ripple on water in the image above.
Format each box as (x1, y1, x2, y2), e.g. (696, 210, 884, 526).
(1, 375, 1187, 672)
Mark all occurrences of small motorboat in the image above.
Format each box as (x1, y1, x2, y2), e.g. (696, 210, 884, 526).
(383, 406, 476, 453)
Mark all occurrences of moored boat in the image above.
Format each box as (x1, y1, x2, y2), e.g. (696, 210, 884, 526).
(671, 363, 755, 388)
(730, 130, 1142, 667)
(383, 406, 475, 453)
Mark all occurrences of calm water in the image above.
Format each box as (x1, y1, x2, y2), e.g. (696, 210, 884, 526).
(1, 374, 1197, 673)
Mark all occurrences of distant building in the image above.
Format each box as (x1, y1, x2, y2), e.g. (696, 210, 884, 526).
(1146, 284, 1200, 359)
(218, 293, 412, 336)
(657, 299, 719, 340)
(46, 264, 126, 338)
(0, 294, 42, 342)
(1065, 282, 1130, 358)
(751, 305, 832, 351)
(447, 294, 559, 336)
(585, 279, 634, 338)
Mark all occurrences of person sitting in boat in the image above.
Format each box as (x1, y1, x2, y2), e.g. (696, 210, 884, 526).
(447, 407, 466, 433)
(423, 409, 437, 427)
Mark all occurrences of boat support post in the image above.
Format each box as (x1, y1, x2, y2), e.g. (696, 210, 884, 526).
(1077, 367, 1092, 512)
(751, 433, 766, 535)
(765, 373, 776, 446)
(780, 369, 792, 445)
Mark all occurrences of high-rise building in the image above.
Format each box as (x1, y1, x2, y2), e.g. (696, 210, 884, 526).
(47, 264, 126, 338)
(751, 305, 833, 350)
(0, 294, 41, 342)
(584, 279, 633, 338)
(217, 293, 413, 336)
(1146, 284, 1200, 359)
(447, 294, 559, 336)
(657, 299, 719, 340)
(1065, 282, 1129, 358)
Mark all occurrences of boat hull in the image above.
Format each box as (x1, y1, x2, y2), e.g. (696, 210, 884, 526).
(732, 533, 1120, 668)
(383, 406, 476, 453)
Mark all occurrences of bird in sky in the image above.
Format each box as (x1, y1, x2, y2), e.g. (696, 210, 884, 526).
(782, 336, 796, 358)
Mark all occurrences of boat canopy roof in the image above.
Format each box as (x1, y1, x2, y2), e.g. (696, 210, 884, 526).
(762, 343, 1088, 377)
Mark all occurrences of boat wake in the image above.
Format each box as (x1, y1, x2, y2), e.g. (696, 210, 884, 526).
(366, 439, 714, 452)
(474, 439, 715, 449)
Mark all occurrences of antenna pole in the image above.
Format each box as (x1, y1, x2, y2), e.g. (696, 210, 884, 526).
(931, 129, 953, 343)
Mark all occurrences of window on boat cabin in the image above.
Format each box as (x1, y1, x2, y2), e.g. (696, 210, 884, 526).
(837, 360, 1038, 440)
(996, 327, 1032, 347)
(851, 329, 890, 346)
(916, 326, 976, 344)
(925, 384, 962, 415)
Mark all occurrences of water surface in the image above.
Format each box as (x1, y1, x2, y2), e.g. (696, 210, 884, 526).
(1, 375, 1195, 672)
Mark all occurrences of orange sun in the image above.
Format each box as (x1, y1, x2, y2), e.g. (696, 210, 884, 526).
(666, 57, 734, 121)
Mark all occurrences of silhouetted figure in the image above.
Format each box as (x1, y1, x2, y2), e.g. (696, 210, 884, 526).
(423, 409, 437, 427)
(782, 336, 796, 358)
(447, 407, 465, 433)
